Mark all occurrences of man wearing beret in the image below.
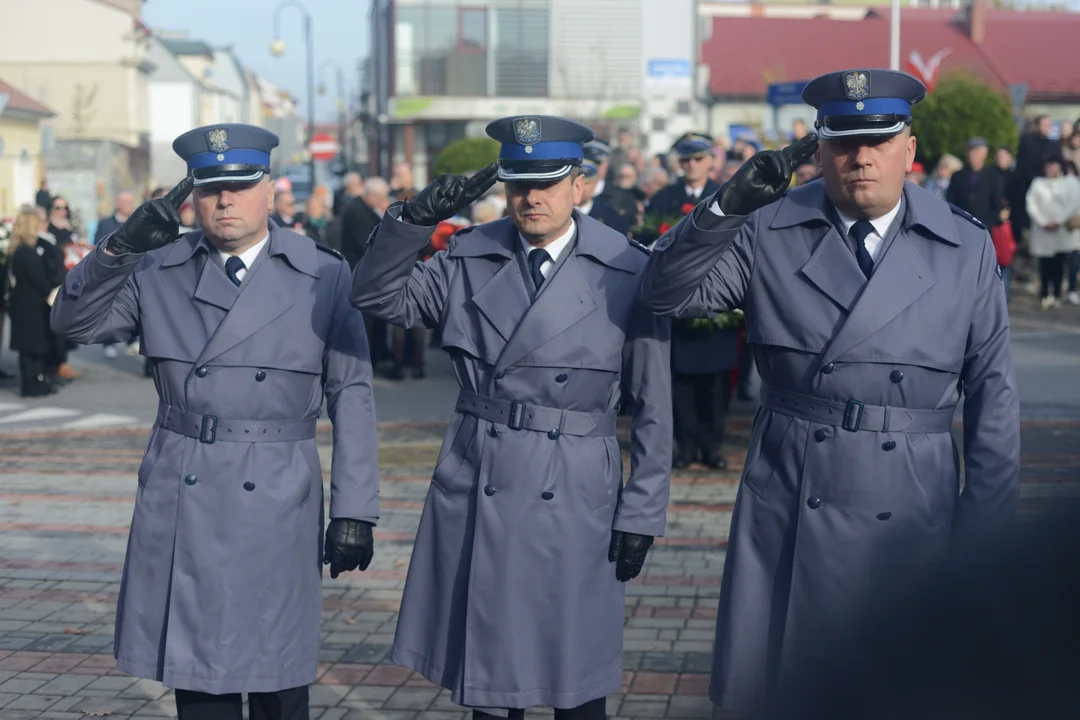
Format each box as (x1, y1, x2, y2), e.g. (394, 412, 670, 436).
(352, 115, 672, 719)
(51, 123, 380, 720)
(638, 69, 1020, 717)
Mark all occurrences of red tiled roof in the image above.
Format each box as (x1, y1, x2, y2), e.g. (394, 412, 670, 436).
(702, 9, 1080, 100)
(0, 79, 55, 118)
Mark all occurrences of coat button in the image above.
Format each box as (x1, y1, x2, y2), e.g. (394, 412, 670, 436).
(243, 481, 255, 491)
(806, 496, 822, 509)
(814, 428, 828, 443)
(541, 491, 554, 500)
(484, 484, 497, 496)
(488, 425, 498, 437)
(548, 429, 560, 440)
(255, 371, 266, 382)
(882, 440, 897, 451)
(195, 367, 208, 378)
(72, 278, 82, 290)
(184, 474, 197, 486)
(821, 363, 835, 374)
(555, 373, 568, 383)
(890, 370, 904, 383)
(494, 370, 506, 380)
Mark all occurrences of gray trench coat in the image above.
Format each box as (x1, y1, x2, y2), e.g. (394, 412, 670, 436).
(638, 180, 1020, 715)
(50, 226, 379, 694)
(351, 207, 672, 712)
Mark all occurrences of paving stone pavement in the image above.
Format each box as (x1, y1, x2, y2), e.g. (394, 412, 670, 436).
(0, 417, 1078, 719)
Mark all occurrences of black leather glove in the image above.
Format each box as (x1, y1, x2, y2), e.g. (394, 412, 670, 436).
(105, 175, 194, 255)
(323, 518, 374, 579)
(717, 133, 819, 216)
(609, 530, 654, 582)
(402, 163, 498, 226)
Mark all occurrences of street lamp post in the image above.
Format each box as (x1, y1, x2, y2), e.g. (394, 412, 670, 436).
(319, 59, 347, 170)
(271, 0, 316, 193)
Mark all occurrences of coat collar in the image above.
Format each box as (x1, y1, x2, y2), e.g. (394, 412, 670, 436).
(160, 223, 320, 277)
(449, 212, 639, 273)
(770, 179, 961, 247)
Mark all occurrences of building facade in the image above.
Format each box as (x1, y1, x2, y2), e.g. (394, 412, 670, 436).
(0, 80, 56, 217)
(366, 0, 700, 184)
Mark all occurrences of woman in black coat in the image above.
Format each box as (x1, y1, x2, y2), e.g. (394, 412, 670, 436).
(7, 207, 63, 396)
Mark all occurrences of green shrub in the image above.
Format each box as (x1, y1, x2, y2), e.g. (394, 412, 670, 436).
(912, 75, 1018, 168)
(432, 137, 500, 176)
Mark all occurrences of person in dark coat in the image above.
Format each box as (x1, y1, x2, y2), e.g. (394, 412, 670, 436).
(94, 191, 136, 244)
(577, 158, 630, 235)
(51, 123, 380, 720)
(670, 315, 739, 470)
(7, 207, 64, 396)
(639, 69, 1019, 718)
(352, 115, 672, 720)
(642, 133, 722, 248)
(946, 137, 1006, 229)
(340, 178, 391, 370)
(584, 141, 638, 227)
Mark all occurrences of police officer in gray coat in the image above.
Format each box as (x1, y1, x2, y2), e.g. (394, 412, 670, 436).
(352, 116, 672, 720)
(637, 70, 1021, 717)
(51, 124, 379, 720)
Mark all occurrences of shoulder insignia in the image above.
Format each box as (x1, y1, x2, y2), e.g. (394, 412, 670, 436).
(947, 201, 986, 230)
(314, 242, 344, 260)
(628, 238, 652, 255)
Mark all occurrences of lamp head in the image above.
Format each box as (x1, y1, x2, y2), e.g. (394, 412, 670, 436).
(269, 38, 286, 56)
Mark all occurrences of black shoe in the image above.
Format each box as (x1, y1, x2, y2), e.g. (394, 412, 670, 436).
(673, 452, 693, 470)
(385, 366, 405, 381)
(0, 368, 14, 379)
(412, 366, 426, 379)
(702, 450, 727, 470)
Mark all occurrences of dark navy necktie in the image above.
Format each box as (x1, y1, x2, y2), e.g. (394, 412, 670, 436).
(225, 255, 245, 287)
(850, 219, 876, 278)
(528, 248, 550, 289)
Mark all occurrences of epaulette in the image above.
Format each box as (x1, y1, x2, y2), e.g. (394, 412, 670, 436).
(314, 242, 344, 260)
(628, 238, 652, 255)
(947, 202, 986, 231)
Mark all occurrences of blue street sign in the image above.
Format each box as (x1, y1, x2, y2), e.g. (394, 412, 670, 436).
(647, 59, 691, 79)
(767, 81, 809, 107)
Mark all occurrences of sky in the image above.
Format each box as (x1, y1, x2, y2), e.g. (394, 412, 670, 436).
(142, 0, 369, 122)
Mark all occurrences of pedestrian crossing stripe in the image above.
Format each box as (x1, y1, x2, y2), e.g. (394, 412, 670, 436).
(0, 404, 140, 430)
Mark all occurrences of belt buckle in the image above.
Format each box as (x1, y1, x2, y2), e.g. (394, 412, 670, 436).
(199, 415, 218, 444)
(842, 401, 863, 432)
(508, 400, 526, 431)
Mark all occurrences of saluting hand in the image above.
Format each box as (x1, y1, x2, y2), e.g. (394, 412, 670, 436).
(717, 133, 819, 216)
(106, 175, 194, 255)
(402, 162, 499, 226)
(323, 518, 375, 579)
(609, 530, 654, 582)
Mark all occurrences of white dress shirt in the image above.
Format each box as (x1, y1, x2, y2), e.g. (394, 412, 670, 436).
(684, 183, 706, 200)
(834, 199, 902, 261)
(520, 220, 576, 281)
(219, 233, 269, 284)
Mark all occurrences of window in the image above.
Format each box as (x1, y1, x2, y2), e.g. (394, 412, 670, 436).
(493, 6, 548, 97)
(459, 8, 487, 51)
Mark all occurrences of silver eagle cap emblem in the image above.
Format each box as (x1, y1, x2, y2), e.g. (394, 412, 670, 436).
(514, 118, 541, 145)
(843, 71, 871, 101)
(206, 128, 230, 153)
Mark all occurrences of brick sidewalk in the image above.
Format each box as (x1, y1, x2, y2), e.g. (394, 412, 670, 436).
(1, 418, 1078, 719)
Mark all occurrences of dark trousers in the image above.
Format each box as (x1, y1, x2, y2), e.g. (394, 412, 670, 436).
(174, 686, 309, 720)
(673, 371, 730, 460)
(473, 696, 607, 720)
(1040, 253, 1067, 298)
(18, 352, 50, 397)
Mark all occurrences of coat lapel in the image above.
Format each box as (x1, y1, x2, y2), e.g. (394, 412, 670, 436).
(493, 213, 632, 373)
(773, 182, 865, 312)
(193, 228, 314, 367)
(453, 219, 529, 344)
(192, 253, 240, 311)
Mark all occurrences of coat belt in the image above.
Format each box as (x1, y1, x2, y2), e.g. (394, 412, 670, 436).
(760, 384, 956, 433)
(156, 404, 318, 444)
(455, 390, 618, 437)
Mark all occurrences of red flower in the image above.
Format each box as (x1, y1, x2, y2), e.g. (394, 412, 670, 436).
(681, 202, 696, 215)
(658, 222, 672, 234)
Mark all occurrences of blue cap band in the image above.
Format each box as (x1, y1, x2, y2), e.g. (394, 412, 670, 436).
(676, 140, 711, 155)
(818, 97, 912, 119)
(186, 149, 271, 170)
(499, 141, 583, 162)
